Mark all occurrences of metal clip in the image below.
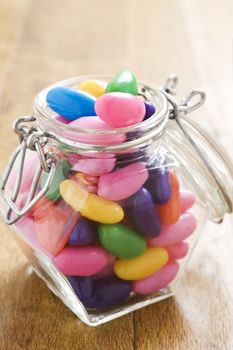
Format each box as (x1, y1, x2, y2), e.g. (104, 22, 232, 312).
(160, 74, 232, 220)
(0, 117, 59, 225)
(161, 74, 206, 119)
(163, 74, 178, 96)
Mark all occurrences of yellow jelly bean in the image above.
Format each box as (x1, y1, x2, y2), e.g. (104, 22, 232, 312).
(114, 247, 169, 280)
(82, 193, 124, 224)
(60, 179, 124, 224)
(60, 179, 88, 211)
(78, 80, 107, 97)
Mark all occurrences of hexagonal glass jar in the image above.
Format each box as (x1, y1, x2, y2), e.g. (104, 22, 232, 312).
(1, 75, 233, 326)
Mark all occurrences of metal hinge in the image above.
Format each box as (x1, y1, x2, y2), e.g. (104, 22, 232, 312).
(0, 116, 59, 224)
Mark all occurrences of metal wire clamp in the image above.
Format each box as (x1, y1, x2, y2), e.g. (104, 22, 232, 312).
(160, 75, 232, 217)
(0, 116, 59, 225)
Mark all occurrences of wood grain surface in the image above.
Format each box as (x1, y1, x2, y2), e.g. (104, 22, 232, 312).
(0, 0, 233, 349)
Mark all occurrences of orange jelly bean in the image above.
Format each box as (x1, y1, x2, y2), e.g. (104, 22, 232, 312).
(156, 171, 180, 225)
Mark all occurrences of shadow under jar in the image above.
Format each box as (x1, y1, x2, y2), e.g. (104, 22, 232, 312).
(1, 75, 233, 326)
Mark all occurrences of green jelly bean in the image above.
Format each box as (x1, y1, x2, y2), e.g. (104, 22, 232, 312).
(106, 70, 138, 95)
(42, 159, 71, 201)
(98, 223, 146, 259)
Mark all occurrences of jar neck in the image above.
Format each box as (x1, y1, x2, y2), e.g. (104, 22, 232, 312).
(33, 75, 169, 154)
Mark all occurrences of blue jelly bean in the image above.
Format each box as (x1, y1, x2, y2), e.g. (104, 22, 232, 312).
(46, 86, 96, 120)
(67, 276, 94, 304)
(144, 101, 156, 120)
(85, 277, 132, 309)
(146, 155, 171, 204)
(67, 217, 97, 246)
(124, 187, 161, 237)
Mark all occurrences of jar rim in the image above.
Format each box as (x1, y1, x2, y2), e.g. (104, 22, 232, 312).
(33, 75, 169, 152)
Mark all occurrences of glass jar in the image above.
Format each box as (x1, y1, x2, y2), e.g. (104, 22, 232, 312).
(0, 75, 233, 326)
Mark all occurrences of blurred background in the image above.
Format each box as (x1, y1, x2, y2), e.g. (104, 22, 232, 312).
(0, 1, 233, 349)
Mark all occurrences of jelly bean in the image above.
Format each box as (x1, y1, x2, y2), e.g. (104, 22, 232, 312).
(76, 173, 93, 186)
(73, 173, 98, 193)
(78, 79, 107, 97)
(85, 277, 132, 309)
(98, 162, 148, 201)
(7, 149, 39, 194)
(54, 246, 108, 276)
(144, 101, 156, 120)
(86, 185, 98, 194)
(156, 171, 180, 224)
(67, 276, 94, 304)
(69, 117, 125, 145)
(60, 180, 124, 223)
(148, 212, 197, 247)
(106, 69, 138, 95)
(166, 242, 189, 260)
(72, 157, 116, 176)
(116, 149, 149, 166)
(67, 217, 97, 246)
(41, 159, 71, 202)
(34, 199, 79, 255)
(95, 255, 117, 278)
(180, 190, 196, 212)
(85, 175, 99, 184)
(98, 223, 146, 258)
(132, 261, 179, 295)
(46, 86, 96, 120)
(146, 155, 171, 204)
(55, 115, 71, 124)
(114, 247, 169, 280)
(124, 187, 161, 238)
(60, 180, 89, 211)
(95, 92, 145, 127)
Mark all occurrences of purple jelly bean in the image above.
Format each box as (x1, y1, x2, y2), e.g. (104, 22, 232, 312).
(85, 277, 132, 309)
(146, 155, 171, 204)
(124, 187, 161, 237)
(67, 276, 94, 304)
(67, 217, 97, 246)
(144, 101, 156, 120)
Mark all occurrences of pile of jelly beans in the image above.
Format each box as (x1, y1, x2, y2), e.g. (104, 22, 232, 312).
(15, 70, 197, 309)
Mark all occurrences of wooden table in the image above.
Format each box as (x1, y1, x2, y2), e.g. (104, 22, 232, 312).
(0, 0, 233, 348)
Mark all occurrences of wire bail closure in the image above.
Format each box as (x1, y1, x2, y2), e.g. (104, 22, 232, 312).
(161, 74, 232, 219)
(0, 117, 59, 225)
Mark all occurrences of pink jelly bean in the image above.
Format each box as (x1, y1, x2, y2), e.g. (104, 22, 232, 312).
(7, 149, 40, 193)
(95, 254, 117, 278)
(95, 92, 146, 127)
(54, 246, 109, 276)
(72, 157, 116, 176)
(86, 185, 98, 193)
(148, 212, 197, 247)
(55, 116, 71, 124)
(69, 116, 125, 145)
(133, 261, 179, 295)
(180, 190, 196, 213)
(166, 242, 189, 260)
(85, 175, 99, 184)
(98, 162, 149, 201)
